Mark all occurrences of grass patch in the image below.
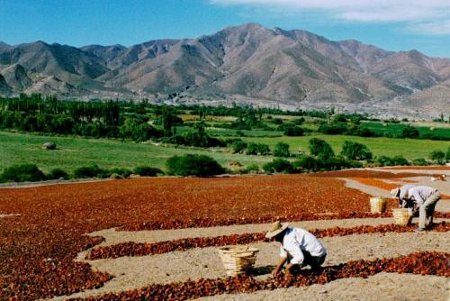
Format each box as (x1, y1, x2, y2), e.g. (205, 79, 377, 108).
(242, 134, 450, 159)
(0, 131, 273, 173)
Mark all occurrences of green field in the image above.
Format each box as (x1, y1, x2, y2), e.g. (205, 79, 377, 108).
(0, 131, 274, 173)
(242, 134, 450, 159)
(1, 130, 449, 174)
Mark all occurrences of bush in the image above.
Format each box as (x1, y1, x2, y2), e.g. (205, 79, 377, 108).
(353, 126, 376, 137)
(376, 156, 394, 166)
(109, 168, 132, 178)
(293, 155, 359, 172)
(273, 142, 290, 157)
(256, 143, 271, 156)
(392, 155, 410, 166)
(318, 122, 347, 135)
(446, 146, 450, 162)
(309, 138, 334, 160)
(47, 168, 69, 180)
(340, 141, 373, 160)
(245, 164, 260, 174)
(73, 164, 106, 178)
(284, 126, 304, 136)
(0, 164, 46, 183)
(320, 156, 362, 171)
(430, 150, 446, 165)
(133, 166, 163, 177)
(263, 159, 294, 174)
(376, 155, 410, 166)
(293, 155, 319, 172)
(166, 154, 225, 177)
(412, 158, 429, 166)
(245, 143, 271, 156)
(229, 140, 247, 154)
(401, 125, 419, 138)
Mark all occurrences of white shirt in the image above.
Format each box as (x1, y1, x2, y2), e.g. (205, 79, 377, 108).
(399, 184, 416, 200)
(408, 186, 438, 206)
(279, 227, 327, 265)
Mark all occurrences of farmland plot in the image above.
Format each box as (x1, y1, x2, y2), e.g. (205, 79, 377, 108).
(0, 168, 449, 300)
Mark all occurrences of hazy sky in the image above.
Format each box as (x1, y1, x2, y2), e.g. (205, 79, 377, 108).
(1, 0, 450, 57)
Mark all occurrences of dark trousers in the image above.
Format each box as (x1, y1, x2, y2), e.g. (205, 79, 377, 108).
(288, 251, 327, 273)
(303, 251, 327, 270)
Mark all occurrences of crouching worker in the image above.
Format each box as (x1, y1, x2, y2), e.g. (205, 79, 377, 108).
(408, 186, 441, 232)
(266, 221, 327, 277)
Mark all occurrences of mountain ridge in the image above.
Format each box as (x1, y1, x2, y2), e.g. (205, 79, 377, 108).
(1, 23, 449, 118)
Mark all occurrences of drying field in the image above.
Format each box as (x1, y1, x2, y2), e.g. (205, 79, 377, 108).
(0, 168, 449, 300)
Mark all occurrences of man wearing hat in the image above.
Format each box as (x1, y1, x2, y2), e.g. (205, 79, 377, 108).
(408, 185, 441, 231)
(391, 184, 441, 231)
(266, 221, 327, 276)
(391, 184, 416, 209)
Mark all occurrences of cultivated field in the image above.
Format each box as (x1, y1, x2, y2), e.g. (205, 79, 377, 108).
(1, 167, 449, 300)
(1, 130, 449, 174)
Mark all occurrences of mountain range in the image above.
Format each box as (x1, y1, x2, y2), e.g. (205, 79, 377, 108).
(1, 23, 449, 118)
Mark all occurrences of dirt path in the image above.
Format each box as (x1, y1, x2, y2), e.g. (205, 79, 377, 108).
(87, 217, 398, 247)
(0, 213, 20, 218)
(342, 177, 450, 212)
(368, 167, 450, 176)
(198, 273, 449, 301)
(53, 231, 450, 300)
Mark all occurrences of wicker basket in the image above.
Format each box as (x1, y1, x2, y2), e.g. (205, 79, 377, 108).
(392, 208, 412, 226)
(217, 246, 259, 276)
(370, 197, 387, 213)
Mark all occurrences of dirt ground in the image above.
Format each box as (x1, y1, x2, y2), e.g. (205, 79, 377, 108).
(47, 169, 450, 301)
(198, 273, 449, 301)
(56, 226, 450, 300)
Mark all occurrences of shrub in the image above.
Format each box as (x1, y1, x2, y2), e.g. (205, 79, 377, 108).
(0, 164, 46, 183)
(284, 126, 304, 136)
(109, 168, 132, 178)
(262, 159, 294, 174)
(73, 164, 105, 178)
(245, 143, 259, 155)
(320, 156, 362, 171)
(229, 140, 247, 154)
(309, 138, 334, 160)
(340, 141, 373, 160)
(245, 164, 260, 174)
(47, 168, 69, 180)
(376, 156, 394, 166)
(446, 146, 450, 162)
(318, 122, 347, 135)
(293, 155, 319, 172)
(272, 118, 283, 125)
(376, 155, 410, 166)
(430, 150, 446, 165)
(273, 142, 290, 157)
(256, 143, 271, 156)
(353, 127, 376, 137)
(245, 143, 271, 156)
(133, 166, 163, 177)
(392, 155, 410, 166)
(412, 158, 429, 166)
(401, 125, 419, 138)
(166, 154, 225, 177)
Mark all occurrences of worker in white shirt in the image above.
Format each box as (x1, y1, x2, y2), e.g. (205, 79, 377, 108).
(265, 221, 327, 276)
(407, 186, 441, 231)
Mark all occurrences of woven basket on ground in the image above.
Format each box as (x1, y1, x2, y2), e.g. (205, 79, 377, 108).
(217, 246, 259, 276)
(370, 197, 387, 213)
(392, 208, 412, 226)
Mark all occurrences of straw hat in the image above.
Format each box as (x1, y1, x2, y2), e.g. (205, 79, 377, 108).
(390, 188, 400, 197)
(265, 221, 289, 239)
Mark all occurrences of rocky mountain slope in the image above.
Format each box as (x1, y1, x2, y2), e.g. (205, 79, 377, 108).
(1, 24, 449, 118)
